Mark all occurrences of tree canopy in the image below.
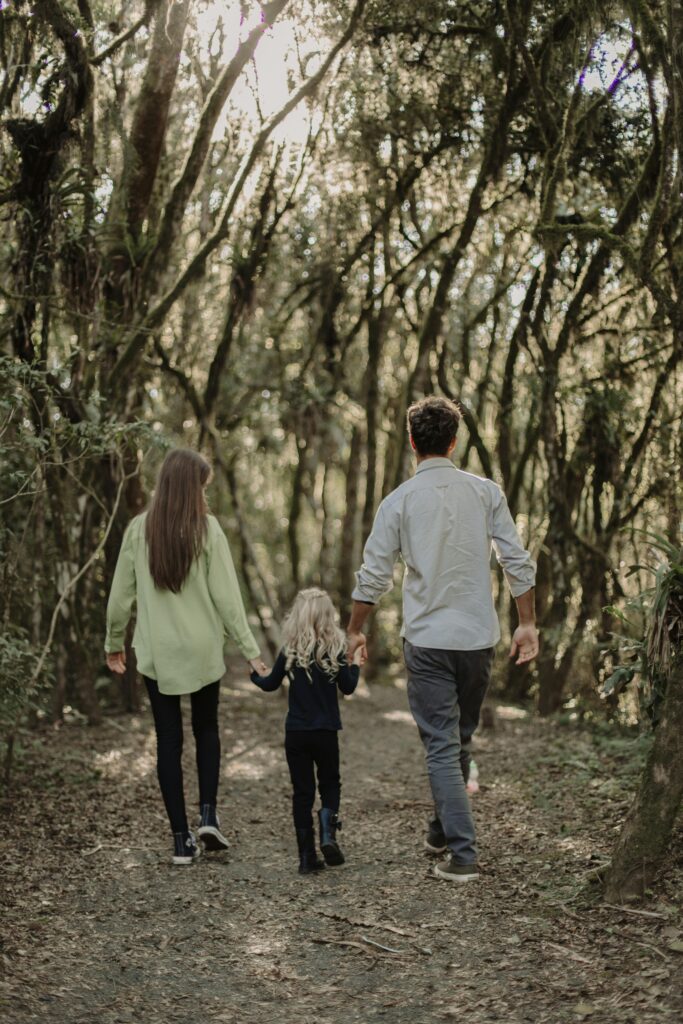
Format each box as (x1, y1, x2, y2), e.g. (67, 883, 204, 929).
(1, 0, 681, 730)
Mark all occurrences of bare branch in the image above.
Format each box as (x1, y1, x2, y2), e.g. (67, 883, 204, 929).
(91, 5, 158, 66)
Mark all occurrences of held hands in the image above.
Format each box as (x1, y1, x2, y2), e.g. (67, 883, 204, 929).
(249, 657, 269, 676)
(347, 631, 367, 666)
(509, 624, 539, 665)
(352, 643, 367, 667)
(106, 651, 126, 675)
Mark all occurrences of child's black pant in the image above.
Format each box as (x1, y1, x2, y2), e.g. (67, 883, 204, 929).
(285, 729, 340, 829)
(144, 676, 220, 833)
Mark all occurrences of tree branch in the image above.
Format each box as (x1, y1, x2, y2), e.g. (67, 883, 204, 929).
(112, 0, 368, 378)
(91, 4, 159, 66)
(149, 0, 290, 278)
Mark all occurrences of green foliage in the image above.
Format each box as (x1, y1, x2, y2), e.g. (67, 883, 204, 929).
(0, 356, 157, 735)
(0, 0, 681, 726)
(603, 532, 683, 726)
(0, 625, 43, 732)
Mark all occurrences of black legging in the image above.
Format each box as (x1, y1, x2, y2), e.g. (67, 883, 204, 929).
(285, 729, 341, 830)
(144, 676, 221, 833)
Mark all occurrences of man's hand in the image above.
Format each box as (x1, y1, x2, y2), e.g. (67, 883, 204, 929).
(249, 657, 269, 676)
(346, 631, 366, 662)
(107, 651, 126, 675)
(509, 624, 539, 665)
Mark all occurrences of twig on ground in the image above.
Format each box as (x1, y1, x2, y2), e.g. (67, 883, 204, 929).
(359, 935, 405, 954)
(312, 935, 407, 957)
(311, 937, 380, 957)
(319, 910, 411, 936)
(632, 940, 670, 960)
(602, 903, 667, 920)
(81, 844, 155, 854)
(544, 941, 593, 965)
(544, 899, 583, 922)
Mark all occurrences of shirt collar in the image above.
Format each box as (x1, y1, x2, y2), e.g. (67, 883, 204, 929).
(415, 457, 456, 474)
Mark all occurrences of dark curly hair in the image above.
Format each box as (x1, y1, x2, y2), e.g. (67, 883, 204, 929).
(407, 396, 460, 456)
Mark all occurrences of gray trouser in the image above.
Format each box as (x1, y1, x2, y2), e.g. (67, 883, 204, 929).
(404, 640, 494, 864)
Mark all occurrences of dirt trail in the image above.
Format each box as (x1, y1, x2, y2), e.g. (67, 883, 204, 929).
(2, 668, 682, 1024)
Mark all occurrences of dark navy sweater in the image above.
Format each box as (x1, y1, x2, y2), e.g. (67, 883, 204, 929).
(250, 650, 359, 731)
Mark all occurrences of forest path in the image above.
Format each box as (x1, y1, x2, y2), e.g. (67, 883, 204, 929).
(3, 668, 683, 1024)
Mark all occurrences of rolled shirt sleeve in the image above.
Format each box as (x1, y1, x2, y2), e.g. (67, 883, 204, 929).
(105, 525, 136, 653)
(351, 502, 400, 604)
(490, 486, 536, 598)
(208, 523, 261, 661)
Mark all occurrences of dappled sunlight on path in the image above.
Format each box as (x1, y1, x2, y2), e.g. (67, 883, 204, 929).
(2, 670, 682, 1024)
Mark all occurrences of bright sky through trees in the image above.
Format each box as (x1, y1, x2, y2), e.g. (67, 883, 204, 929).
(196, 0, 321, 144)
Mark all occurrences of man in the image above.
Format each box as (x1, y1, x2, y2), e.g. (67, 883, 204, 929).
(347, 396, 538, 882)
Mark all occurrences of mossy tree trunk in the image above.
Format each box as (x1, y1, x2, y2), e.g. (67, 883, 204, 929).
(604, 660, 683, 902)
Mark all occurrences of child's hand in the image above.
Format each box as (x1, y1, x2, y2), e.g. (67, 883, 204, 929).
(352, 643, 367, 667)
(249, 657, 269, 676)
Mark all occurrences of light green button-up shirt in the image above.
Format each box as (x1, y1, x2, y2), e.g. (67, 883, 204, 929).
(105, 513, 260, 694)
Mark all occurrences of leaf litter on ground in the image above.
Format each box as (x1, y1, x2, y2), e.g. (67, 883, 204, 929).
(1, 669, 682, 1024)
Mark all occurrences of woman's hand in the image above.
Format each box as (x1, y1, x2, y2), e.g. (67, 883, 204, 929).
(249, 657, 269, 676)
(107, 651, 126, 675)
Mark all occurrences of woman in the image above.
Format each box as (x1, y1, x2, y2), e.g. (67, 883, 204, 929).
(105, 449, 267, 865)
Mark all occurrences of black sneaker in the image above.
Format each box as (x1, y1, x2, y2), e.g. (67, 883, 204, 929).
(197, 804, 229, 852)
(434, 856, 480, 883)
(172, 830, 201, 866)
(425, 818, 447, 854)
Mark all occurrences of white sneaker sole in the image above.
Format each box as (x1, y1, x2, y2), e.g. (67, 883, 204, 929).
(197, 825, 230, 851)
(172, 851, 201, 866)
(433, 863, 480, 882)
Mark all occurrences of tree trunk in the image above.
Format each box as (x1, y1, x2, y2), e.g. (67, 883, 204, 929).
(288, 444, 306, 594)
(337, 425, 362, 603)
(224, 465, 281, 660)
(319, 462, 336, 592)
(362, 312, 382, 540)
(604, 660, 683, 902)
(123, 0, 191, 239)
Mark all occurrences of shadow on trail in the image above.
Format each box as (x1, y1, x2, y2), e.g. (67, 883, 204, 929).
(2, 670, 682, 1024)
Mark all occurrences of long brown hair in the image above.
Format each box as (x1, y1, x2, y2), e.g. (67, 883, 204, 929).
(145, 449, 212, 593)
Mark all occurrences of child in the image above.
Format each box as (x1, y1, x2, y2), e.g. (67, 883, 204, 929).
(105, 449, 268, 865)
(250, 588, 363, 875)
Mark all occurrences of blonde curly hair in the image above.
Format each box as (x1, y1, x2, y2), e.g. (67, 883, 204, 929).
(282, 588, 347, 680)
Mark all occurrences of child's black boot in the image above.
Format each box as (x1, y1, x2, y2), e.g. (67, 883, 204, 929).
(296, 828, 325, 874)
(318, 808, 345, 866)
(197, 804, 229, 851)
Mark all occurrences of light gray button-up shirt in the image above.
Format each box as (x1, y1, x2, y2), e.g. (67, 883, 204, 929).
(352, 457, 536, 651)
